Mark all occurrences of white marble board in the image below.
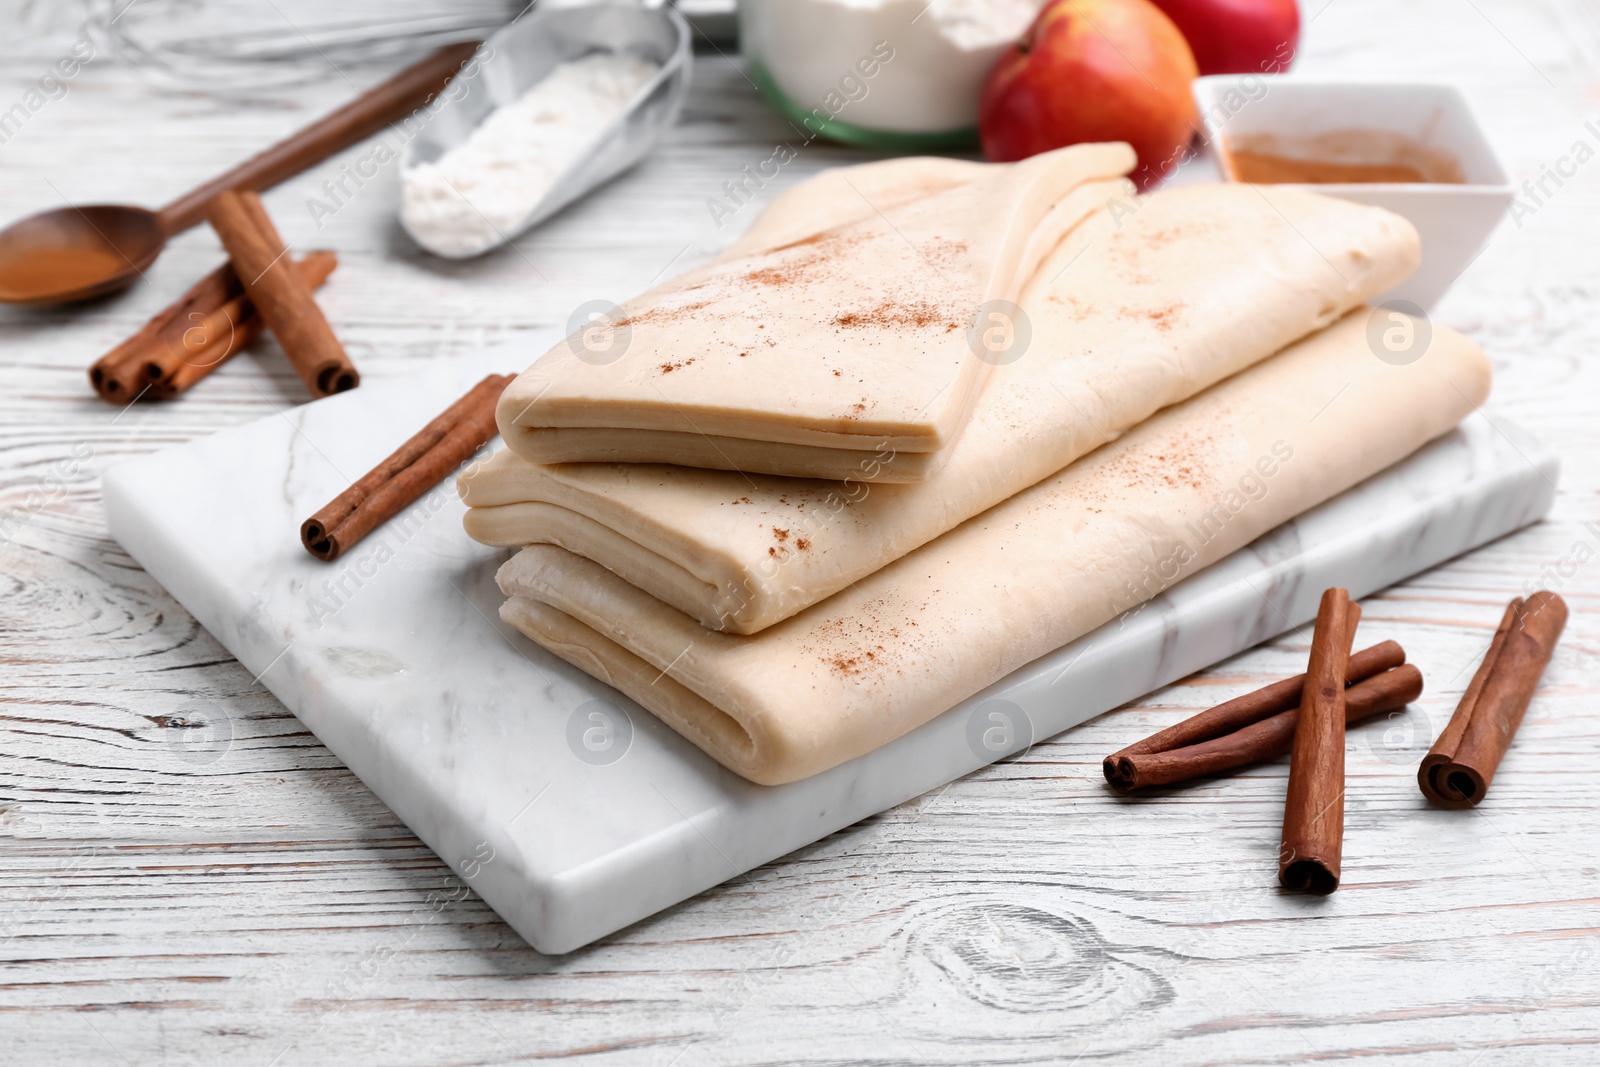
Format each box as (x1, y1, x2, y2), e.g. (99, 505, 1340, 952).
(101, 336, 1557, 954)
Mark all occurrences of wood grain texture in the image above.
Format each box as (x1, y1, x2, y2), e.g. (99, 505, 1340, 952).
(2, 1, 1599, 1063)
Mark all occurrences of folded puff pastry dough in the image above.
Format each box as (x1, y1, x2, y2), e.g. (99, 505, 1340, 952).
(497, 311, 1492, 784)
(494, 142, 1138, 479)
(720, 156, 993, 260)
(463, 179, 1421, 634)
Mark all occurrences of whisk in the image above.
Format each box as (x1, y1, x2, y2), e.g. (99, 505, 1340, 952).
(80, 0, 522, 95)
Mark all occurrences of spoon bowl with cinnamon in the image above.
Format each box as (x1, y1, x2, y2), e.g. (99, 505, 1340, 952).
(0, 205, 167, 307)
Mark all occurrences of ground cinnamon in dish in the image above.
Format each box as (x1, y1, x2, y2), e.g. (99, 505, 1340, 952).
(1230, 152, 1428, 184)
(1223, 130, 1466, 185)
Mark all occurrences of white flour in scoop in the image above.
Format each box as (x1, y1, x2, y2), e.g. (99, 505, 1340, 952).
(402, 52, 660, 257)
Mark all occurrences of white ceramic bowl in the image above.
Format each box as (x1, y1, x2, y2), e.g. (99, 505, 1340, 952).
(1191, 78, 1513, 309)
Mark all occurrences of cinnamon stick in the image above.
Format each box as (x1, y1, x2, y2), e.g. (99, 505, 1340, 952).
(152, 252, 338, 399)
(89, 262, 241, 403)
(1108, 664, 1423, 791)
(1104, 639, 1406, 786)
(208, 189, 358, 398)
(1418, 592, 1568, 808)
(301, 373, 515, 562)
(1419, 599, 1517, 804)
(1279, 588, 1360, 895)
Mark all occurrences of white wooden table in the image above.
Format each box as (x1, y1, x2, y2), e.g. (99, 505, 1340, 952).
(3, 1, 1597, 1063)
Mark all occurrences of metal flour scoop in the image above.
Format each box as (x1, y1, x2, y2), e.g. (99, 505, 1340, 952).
(399, 1, 692, 258)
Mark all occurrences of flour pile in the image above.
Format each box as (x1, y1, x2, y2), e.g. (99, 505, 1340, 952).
(401, 52, 660, 257)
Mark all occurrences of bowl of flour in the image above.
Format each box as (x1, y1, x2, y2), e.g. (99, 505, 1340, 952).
(400, 2, 691, 258)
(739, 0, 1044, 148)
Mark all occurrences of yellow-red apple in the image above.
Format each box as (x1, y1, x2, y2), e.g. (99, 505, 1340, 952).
(980, 0, 1200, 188)
(1150, 0, 1299, 76)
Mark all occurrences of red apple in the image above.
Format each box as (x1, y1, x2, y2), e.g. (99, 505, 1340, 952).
(979, 0, 1200, 189)
(1149, 0, 1300, 75)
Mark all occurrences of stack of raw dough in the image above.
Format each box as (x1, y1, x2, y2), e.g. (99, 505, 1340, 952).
(462, 145, 1492, 785)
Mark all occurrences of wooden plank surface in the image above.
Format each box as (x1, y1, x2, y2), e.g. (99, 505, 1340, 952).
(2, 0, 1598, 1063)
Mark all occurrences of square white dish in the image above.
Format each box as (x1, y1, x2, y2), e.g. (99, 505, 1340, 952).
(1192, 78, 1514, 310)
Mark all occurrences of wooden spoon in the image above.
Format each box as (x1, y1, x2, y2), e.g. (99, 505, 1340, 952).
(0, 40, 480, 307)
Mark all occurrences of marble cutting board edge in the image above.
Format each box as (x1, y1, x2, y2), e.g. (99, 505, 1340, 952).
(101, 346, 1559, 954)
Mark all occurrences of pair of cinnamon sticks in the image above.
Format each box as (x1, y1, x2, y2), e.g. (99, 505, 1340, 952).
(1103, 637, 1421, 792)
(90, 252, 337, 402)
(1105, 587, 1568, 895)
(90, 190, 355, 403)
